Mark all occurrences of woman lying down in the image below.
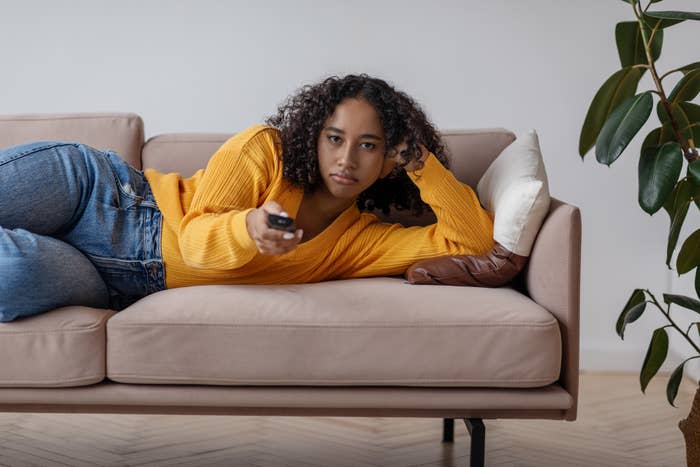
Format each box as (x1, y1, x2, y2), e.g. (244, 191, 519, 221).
(0, 73, 494, 321)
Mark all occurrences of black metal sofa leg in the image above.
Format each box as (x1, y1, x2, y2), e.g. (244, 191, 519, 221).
(442, 418, 455, 442)
(441, 418, 485, 467)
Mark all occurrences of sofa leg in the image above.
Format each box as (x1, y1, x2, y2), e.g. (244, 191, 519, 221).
(442, 418, 454, 442)
(441, 418, 485, 467)
(463, 418, 485, 467)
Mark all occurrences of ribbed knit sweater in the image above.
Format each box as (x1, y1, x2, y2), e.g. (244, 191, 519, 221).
(143, 124, 495, 288)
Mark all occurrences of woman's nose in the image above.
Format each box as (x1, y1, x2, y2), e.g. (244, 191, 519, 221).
(337, 146, 357, 168)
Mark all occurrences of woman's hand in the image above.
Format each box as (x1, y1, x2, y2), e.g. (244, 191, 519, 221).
(387, 139, 429, 173)
(246, 201, 303, 256)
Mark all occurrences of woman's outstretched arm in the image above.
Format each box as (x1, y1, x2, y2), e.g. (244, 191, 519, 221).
(178, 126, 277, 270)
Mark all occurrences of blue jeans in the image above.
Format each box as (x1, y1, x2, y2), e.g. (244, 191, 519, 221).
(0, 141, 166, 322)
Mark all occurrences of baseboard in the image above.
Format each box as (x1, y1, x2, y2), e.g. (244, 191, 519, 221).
(581, 345, 680, 374)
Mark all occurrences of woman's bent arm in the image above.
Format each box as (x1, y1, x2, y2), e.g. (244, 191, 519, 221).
(335, 152, 494, 278)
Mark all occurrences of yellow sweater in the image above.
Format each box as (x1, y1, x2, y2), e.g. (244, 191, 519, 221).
(144, 124, 495, 288)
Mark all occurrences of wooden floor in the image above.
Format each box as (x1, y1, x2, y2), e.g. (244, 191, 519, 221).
(0, 372, 694, 466)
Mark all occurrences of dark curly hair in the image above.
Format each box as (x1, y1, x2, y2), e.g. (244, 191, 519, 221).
(265, 74, 450, 216)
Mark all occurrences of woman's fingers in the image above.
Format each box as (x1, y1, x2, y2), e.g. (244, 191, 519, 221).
(246, 200, 303, 256)
(261, 200, 284, 214)
(257, 232, 303, 255)
(256, 223, 303, 255)
(387, 139, 428, 173)
(387, 139, 410, 167)
(259, 227, 302, 242)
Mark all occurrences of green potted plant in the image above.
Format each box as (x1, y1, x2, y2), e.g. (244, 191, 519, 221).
(578, 0, 699, 464)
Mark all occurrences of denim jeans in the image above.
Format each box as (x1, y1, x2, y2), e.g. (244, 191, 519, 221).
(0, 141, 166, 321)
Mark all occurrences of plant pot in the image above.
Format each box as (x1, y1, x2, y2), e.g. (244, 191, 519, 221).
(680, 384, 700, 467)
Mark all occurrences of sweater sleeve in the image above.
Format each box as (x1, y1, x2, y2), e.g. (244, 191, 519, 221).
(177, 126, 276, 270)
(336, 152, 495, 278)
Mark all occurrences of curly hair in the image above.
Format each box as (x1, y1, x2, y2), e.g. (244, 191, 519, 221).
(265, 74, 450, 216)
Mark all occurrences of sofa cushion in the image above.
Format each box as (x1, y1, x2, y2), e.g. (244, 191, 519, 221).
(476, 129, 551, 257)
(0, 113, 144, 169)
(0, 306, 114, 387)
(142, 133, 231, 178)
(106, 278, 562, 388)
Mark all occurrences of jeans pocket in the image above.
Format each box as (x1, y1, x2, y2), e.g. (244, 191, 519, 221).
(87, 254, 148, 310)
(102, 150, 149, 210)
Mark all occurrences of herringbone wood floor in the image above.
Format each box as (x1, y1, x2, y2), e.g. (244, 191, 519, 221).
(0, 372, 694, 467)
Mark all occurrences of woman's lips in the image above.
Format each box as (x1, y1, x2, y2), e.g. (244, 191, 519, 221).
(330, 174, 358, 185)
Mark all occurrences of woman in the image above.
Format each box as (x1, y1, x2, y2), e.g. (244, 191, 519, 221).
(0, 74, 494, 322)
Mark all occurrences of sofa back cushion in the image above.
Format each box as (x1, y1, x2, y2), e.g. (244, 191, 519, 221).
(142, 133, 231, 179)
(142, 128, 516, 226)
(0, 113, 144, 169)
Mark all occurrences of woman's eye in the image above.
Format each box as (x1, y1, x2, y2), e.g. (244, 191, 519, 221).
(328, 135, 342, 144)
(360, 142, 376, 150)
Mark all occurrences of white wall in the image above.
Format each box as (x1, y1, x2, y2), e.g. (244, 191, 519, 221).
(1, 0, 698, 376)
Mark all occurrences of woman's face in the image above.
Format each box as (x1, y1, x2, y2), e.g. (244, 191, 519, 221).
(316, 97, 395, 203)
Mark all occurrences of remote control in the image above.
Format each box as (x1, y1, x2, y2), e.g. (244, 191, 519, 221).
(267, 213, 295, 231)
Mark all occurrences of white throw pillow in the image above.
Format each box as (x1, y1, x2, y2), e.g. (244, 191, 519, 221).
(476, 129, 551, 257)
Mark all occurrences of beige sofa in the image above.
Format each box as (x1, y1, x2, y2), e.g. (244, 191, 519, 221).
(0, 113, 581, 467)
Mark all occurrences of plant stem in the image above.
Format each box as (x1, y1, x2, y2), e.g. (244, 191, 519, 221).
(635, 4, 700, 163)
(659, 66, 685, 82)
(632, 1, 642, 19)
(684, 355, 700, 370)
(646, 289, 700, 355)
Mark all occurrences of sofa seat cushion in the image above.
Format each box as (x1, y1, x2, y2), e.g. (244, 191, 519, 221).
(0, 306, 114, 387)
(106, 278, 562, 388)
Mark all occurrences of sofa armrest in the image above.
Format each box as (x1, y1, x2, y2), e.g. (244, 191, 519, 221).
(524, 197, 582, 421)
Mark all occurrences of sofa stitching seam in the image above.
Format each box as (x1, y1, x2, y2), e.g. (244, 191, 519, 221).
(106, 375, 560, 383)
(108, 322, 559, 328)
(0, 375, 104, 385)
(0, 315, 112, 335)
